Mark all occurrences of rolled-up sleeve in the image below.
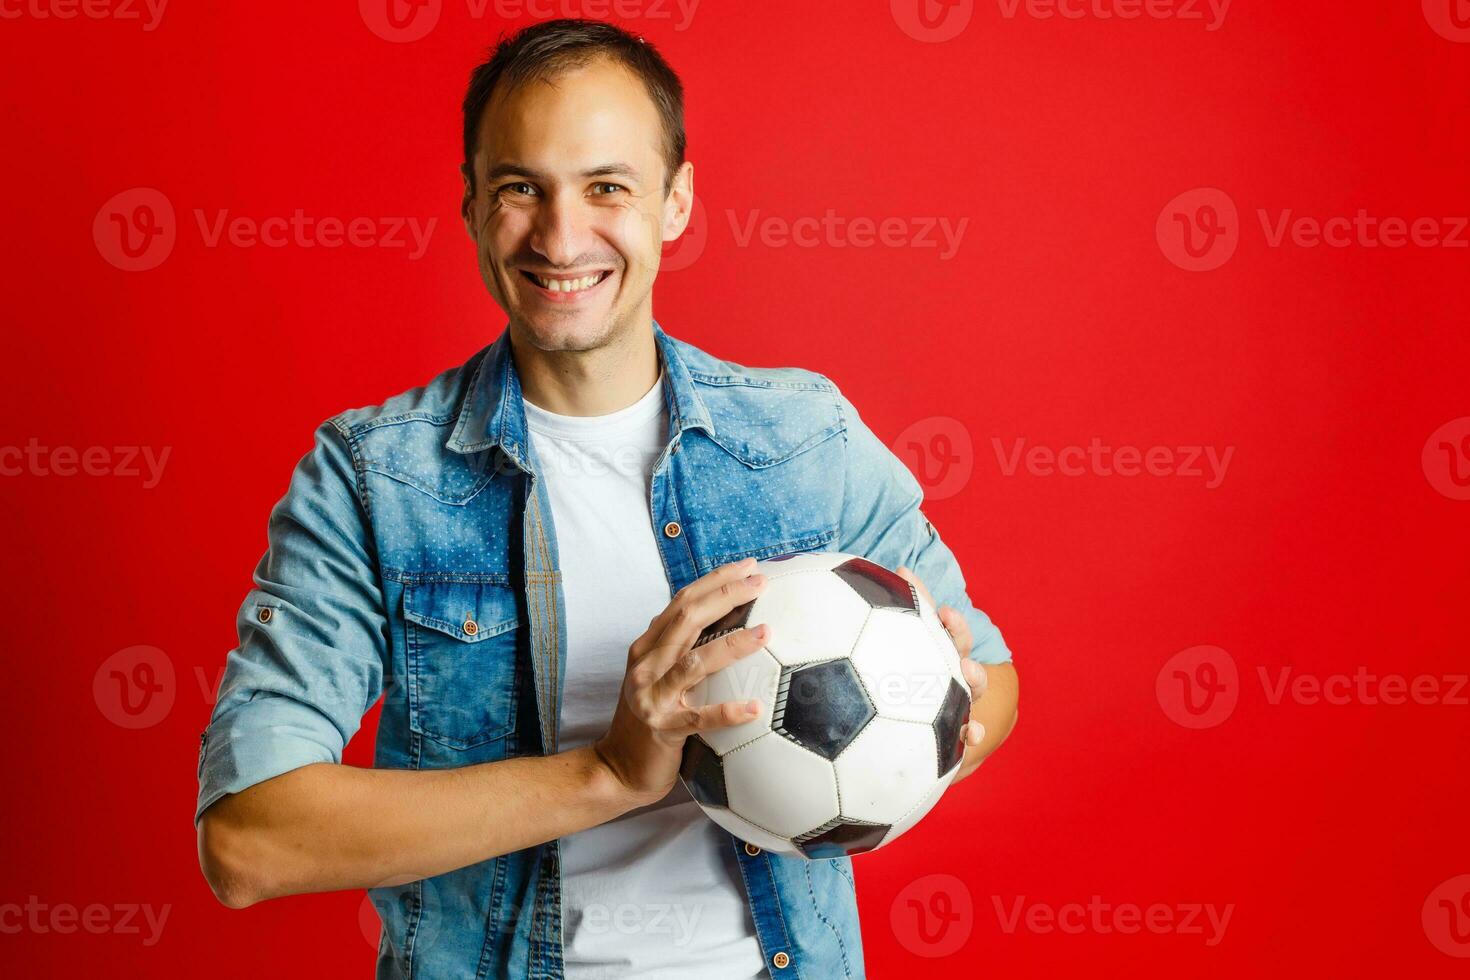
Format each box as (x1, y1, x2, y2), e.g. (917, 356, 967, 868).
(834, 390, 1012, 666)
(195, 419, 387, 823)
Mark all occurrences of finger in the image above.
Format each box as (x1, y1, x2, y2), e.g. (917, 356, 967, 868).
(632, 557, 759, 663)
(938, 605, 973, 658)
(895, 565, 936, 609)
(654, 623, 770, 704)
(960, 658, 989, 701)
(962, 720, 987, 746)
(663, 696, 763, 739)
(642, 572, 768, 679)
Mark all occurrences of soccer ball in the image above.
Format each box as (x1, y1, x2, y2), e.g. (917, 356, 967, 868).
(679, 552, 971, 860)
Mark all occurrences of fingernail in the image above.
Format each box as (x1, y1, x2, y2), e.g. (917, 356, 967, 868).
(746, 699, 760, 714)
(754, 624, 769, 639)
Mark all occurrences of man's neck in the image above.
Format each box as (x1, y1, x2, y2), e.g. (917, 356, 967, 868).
(512, 320, 660, 417)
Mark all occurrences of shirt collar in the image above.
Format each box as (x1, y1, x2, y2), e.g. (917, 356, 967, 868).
(445, 318, 713, 469)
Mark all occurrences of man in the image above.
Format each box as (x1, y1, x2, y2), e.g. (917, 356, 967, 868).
(195, 18, 1019, 979)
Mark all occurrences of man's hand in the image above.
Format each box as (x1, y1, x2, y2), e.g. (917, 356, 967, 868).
(896, 565, 1018, 782)
(592, 557, 772, 808)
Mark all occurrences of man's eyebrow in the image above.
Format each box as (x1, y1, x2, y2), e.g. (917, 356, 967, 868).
(484, 162, 643, 183)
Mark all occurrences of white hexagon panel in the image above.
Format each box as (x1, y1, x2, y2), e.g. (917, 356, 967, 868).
(833, 716, 941, 825)
(722, 731, 839, 840)
(755, 570, 871, 668)
(849, 608, 952, 724)
(878, 761, 959, 849)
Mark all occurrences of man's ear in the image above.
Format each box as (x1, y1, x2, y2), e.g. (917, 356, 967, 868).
(662, 160, 695, 243)
(459, 164, 475, 234)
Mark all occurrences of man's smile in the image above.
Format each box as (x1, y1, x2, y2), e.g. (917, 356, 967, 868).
(519, 268, 615, 301)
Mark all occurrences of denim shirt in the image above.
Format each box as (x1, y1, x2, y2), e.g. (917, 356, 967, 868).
(196, 321, 1012, 979)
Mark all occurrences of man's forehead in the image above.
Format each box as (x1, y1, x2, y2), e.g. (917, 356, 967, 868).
(475, 113, 663, 182)
(476, 61, 662, 161)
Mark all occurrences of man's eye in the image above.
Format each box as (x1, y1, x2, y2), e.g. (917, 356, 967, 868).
(591, 182, 626, 196)
(498, 183, 537, 197)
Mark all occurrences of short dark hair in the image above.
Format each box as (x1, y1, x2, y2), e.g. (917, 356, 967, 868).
(461, 19, 686, 196)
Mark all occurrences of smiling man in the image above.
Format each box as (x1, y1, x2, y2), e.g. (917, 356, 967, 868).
(195, 18, 1018, 979)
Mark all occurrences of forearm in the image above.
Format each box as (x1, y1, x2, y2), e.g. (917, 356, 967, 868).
(198, 745, 634, 908)
(953, 662, 1018, 783)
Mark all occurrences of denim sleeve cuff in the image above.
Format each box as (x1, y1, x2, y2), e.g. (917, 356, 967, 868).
(964, 609, 1014, 666)
(194, 702, 345, 824)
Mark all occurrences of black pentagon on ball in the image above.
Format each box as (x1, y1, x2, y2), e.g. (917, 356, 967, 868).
(794, 818, 891, 859)
(680, 735, 728, 807)
(772, 659, 876, 761)
(834, 557, 919, 615)
(933, 677, 971, 778)
(694, 598, 754, 648)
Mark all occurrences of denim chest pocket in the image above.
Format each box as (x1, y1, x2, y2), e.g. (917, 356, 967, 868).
(402, 578, 520, 749)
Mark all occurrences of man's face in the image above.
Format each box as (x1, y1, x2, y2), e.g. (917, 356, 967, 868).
(462, 57, 693, 353)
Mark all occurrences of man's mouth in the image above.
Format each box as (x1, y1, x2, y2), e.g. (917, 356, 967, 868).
(519, 269, 614, 295)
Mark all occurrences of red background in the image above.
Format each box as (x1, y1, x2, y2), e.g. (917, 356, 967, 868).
(3, 0, 1469, 976)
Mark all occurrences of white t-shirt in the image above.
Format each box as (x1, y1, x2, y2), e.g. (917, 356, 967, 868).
(523, 371, 766, 980)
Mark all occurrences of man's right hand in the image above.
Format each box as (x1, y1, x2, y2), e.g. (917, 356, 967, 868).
(593, 556, 772, 807)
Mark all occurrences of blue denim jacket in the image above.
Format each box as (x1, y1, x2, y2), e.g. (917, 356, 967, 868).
(196, 321, 1011, 979)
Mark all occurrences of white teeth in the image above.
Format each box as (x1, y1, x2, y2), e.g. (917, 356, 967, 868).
(534, 272, 604, 292)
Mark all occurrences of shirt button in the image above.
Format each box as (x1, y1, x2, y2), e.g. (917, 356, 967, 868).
(257, 607, 273, 624)
(462, 615, 478, 637)
(772, 952, 791, 970)
(663, 521, 682, 538)
(744, 842, 761, 856)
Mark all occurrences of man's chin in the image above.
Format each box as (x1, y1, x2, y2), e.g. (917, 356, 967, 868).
(512, 311, 615, 353)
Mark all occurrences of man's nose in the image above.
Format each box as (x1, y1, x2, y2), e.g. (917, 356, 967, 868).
(529, 191, 589, 267)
